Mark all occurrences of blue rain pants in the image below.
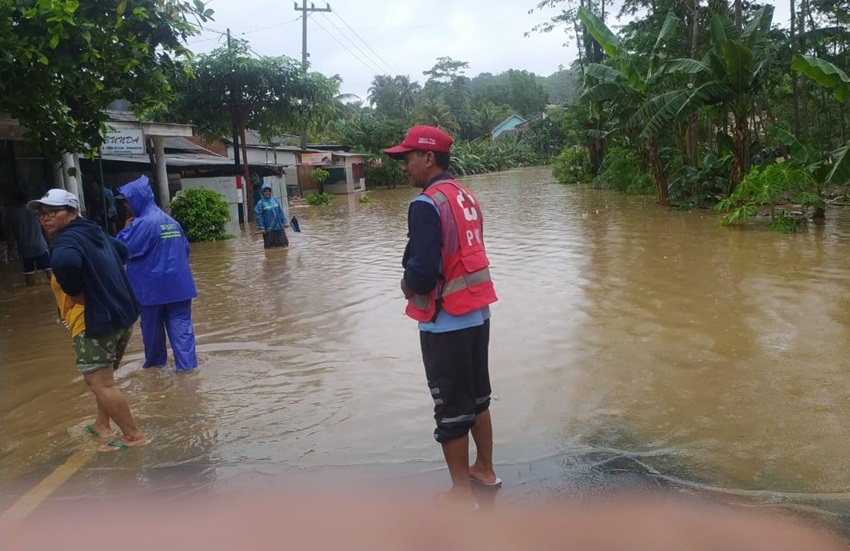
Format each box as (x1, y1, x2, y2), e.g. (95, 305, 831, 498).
(140, 299, 198, 371)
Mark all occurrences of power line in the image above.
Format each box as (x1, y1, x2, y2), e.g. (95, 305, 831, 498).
(330, 10, 397, 75)
(319, 12, 393, 75)
(311, 16, 384, 77)
(188, 18, 302, 46)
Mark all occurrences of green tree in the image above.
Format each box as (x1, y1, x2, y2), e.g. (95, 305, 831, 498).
(642, 6, 775, 189)
(578, 6, 680, 205)
(164, 39, 337, 141)
(412, 98, 460, 135)
(0, 0, 212, 156)
(475, 70, 550, 117)
(423, 56, 470, 85)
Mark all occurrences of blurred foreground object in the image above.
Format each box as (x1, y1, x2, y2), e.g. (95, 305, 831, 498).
(2, 489, 846, 551)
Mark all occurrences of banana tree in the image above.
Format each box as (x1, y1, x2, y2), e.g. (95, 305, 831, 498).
(639, 6, 774, 192)
(791, 54, 850, 187)
(577, 7, 679, 206)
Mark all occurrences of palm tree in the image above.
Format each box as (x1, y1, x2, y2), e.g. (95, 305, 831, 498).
(413, 97, 460, 135)
(394, 75, 420, 115)
(473, 101, 510, 138)
(367, 75, 396, 113)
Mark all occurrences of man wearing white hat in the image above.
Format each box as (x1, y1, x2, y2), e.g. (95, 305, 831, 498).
(29, 189, 148, 452)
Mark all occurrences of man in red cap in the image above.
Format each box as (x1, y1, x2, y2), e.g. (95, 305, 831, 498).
(386, 126, 501, 507)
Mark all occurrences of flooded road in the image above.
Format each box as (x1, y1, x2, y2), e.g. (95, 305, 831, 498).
(1, 166, 849, 528)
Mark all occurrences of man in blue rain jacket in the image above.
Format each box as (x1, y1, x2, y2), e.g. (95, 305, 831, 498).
(254, 182, 289, 248)
(117, 175, 198, 371)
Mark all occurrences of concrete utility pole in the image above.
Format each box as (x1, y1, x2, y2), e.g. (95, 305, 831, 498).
(293, 1, 331, 151)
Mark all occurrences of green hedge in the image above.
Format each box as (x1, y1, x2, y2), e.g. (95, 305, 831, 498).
(170, 188, 232, 242)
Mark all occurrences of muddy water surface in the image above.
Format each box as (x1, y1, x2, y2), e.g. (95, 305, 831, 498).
(1, 166, 848, 527)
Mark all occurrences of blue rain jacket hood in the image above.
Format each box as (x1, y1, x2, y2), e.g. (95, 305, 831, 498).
(254, 183, 287, 231)
(116, 175, 197, 306)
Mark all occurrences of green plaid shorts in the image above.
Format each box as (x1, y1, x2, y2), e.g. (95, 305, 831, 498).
(73, 327, 133, 374)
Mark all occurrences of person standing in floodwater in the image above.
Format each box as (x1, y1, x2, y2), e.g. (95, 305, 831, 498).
(4, 190, 52, 286)
(29, 189, 147, 452)
(117, 175, 198, 371)
(386, 126, 500, 508)
(254, 182, 289, 248)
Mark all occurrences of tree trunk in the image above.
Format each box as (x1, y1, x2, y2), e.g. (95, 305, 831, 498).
(731, 113, 750, 191)
(238, 114, 255, 221)
(790, 0, 800, 135)
(686, 0, 700, 167)
(799, 0, 809, 141)
(648, 136, 669, 206)
(734, 0, 742, 31)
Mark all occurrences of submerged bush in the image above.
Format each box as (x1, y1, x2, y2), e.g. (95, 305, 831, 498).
(715, 163, 811, 230)
(595, 146, 653, 194)
(552, 146, 591, 184)
(305, 192, 335, 206)
(169, 188, 231, 242)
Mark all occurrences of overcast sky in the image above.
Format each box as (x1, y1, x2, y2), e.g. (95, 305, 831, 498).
(188, 0, 792, 103)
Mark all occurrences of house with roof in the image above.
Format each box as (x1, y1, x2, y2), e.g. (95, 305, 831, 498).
(218, 132, 367, 197)
(490, 114, 527, 140)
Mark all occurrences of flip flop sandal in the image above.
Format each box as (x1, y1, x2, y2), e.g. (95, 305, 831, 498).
(470, 476, 502, 488)
(98, 438, 151, 453)
(85, 424, 116, 438)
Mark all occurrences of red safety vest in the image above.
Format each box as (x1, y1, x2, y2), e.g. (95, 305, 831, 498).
(406, 179, 498, 322)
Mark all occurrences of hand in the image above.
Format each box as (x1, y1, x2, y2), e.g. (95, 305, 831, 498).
(284, 224, 290, 229)
(260, 229, 266, 234)
(124, 216, 135, 229)
(400, 278, 414, 300)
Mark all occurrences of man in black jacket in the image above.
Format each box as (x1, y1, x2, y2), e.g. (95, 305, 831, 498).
(29, 189, 148, 452)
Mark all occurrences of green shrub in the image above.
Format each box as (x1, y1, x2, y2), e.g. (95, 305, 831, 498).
(305, 192, 335, 206)
(311, 168, 330, 185)
(552, 146, 591, 184)
(715, 163, 810, 229)
(595, 146, 653, 194)
(364, 154, 406, 189)
(169, 188, 231, 242)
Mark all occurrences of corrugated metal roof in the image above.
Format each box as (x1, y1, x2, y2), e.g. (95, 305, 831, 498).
(100, 153, 233, 166)
(163, 137, 222, 155)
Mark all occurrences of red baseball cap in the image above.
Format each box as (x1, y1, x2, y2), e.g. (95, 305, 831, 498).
(385, 126, 453, 159)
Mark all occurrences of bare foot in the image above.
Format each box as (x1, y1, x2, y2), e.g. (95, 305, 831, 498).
(98, 436, 150, 453)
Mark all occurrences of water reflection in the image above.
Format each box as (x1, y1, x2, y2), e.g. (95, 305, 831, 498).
(1, 167, 848, 528)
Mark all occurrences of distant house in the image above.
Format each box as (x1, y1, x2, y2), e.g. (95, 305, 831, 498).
(490, 114, 527, 140)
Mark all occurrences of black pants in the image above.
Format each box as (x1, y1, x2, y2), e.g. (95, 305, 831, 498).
(420, 320, 491, 443)
(262, 229, 289, 249)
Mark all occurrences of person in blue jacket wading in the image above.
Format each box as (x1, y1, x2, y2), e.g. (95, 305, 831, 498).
(254, 182, 289, 248)
(117, 176, 198, 371)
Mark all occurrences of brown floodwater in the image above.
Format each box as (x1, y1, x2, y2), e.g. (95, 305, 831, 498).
(1, 166, 848, 528)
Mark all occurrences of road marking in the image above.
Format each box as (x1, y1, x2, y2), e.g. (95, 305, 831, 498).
(0, 448, 94, 523)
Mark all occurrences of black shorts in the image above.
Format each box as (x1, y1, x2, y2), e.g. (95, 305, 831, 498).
(420, 320, 491, 443)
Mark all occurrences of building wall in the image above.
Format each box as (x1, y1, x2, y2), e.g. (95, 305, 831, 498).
(324, 157, 366, 195)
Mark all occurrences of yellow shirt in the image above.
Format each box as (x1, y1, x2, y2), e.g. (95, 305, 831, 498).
(50, 275, 85, 338)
